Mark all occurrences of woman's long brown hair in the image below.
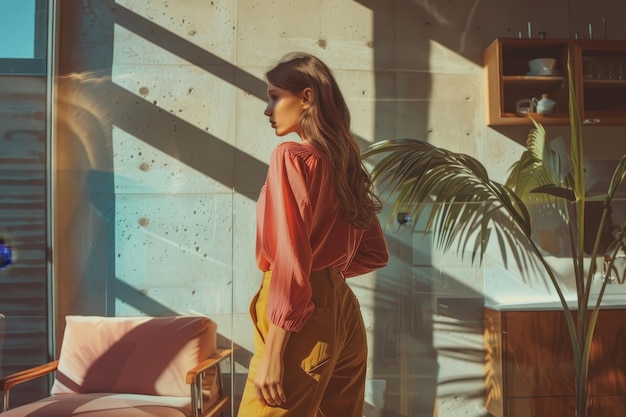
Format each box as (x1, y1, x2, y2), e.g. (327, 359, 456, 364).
(266, 52, 382, 229)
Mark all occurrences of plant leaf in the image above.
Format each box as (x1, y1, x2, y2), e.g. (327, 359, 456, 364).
(531, 185, 576, 201)
(363, 138, 533, 264)
(605, 154, 626, 204)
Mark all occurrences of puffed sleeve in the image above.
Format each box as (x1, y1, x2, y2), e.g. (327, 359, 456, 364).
(343, 220, 389, 278)
(262, 143, 315, 332)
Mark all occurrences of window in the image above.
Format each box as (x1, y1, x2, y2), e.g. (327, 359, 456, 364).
(0, 0, 47, 74)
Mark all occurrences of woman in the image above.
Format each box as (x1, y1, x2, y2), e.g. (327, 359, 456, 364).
(238, 52, 389, 417)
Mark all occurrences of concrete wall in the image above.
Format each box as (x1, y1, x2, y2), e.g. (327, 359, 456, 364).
(51, 0, 626, 416)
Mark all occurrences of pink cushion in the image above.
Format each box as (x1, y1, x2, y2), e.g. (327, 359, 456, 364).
(50, 315, 217, 397)
(0, 393, 191, 417)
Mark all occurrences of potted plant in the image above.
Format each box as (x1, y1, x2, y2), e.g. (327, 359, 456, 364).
(362, 60, 626, 417)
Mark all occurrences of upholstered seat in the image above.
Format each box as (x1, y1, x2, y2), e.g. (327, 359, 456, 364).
(0, 315, 231, 417)
(0, 393, 193, 416)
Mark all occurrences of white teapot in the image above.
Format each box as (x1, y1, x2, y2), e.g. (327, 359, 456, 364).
(534, 93, 556, 114)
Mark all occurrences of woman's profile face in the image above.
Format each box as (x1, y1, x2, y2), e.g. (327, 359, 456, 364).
(264, 82, 306, 137)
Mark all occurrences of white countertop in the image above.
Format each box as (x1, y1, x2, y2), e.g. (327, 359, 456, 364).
(485, 293, 626, 311)
(483, 263, 626, 310)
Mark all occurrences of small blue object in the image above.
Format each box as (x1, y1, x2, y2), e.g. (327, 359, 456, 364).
(396, 212, 411, 225)
(0, 240, 13, 270)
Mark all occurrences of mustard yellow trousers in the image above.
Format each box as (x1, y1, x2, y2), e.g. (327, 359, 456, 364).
(237, 269, 368, 417)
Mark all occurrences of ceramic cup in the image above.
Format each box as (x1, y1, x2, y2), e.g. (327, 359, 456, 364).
(516, 98, 536, 115)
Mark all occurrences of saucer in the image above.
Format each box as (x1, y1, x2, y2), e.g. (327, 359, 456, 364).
(526, 69, 561, 76)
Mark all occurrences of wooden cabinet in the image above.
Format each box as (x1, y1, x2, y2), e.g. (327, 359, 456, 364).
(574, 40, 626, 125)
(484, 308, 626, 417)
(484, 38, 626, 126)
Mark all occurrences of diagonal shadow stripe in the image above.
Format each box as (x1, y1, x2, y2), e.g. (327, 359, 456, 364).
(113, 3, 374, 153)
(113, 3, 267, 100)
(113, 2, 377, 178)
(106, 82, 268, 195)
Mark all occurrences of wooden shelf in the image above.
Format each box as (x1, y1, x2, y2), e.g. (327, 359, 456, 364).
(583, 78, 626, 85)
(484, 38, 626, 126)
(503, 75, 565, 82)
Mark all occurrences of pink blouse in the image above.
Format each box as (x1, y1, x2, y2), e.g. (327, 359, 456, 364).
(255, 140, 389, 332)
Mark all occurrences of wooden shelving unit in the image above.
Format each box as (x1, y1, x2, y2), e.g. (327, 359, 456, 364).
(575, 40, 626, 125)
(484, 38, 626, 126)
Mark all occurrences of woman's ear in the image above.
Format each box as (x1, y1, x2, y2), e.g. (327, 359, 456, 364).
(302, 87, 313, 109)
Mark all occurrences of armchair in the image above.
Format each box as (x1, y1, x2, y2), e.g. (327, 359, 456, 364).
(0, 315, 231, 417)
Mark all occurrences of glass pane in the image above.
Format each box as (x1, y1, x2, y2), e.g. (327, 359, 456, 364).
(0, 0, 50, 407)
(0, 0, 36, 58)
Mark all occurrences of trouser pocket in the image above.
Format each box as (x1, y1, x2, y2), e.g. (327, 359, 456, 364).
(249, 286, 266, 347)
(287, 307, 334, 381)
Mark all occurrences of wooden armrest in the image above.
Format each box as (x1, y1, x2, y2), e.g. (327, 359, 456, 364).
(186, 349, 231, 384)
(0, 361, 59, 392)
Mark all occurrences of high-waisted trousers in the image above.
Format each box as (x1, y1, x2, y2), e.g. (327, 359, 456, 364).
(237, 269, 367, 417)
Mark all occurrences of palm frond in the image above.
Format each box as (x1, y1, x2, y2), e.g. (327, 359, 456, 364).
(605, 154, 626, 205)
(532, 185, 576, 201)
(505, 117, 565, 203)
(363, 138, 532, 263)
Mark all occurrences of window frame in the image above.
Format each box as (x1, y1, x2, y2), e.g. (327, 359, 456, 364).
(0, 0, 48, 75)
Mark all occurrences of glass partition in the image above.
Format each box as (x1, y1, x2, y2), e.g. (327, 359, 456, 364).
(0, 0, 53, 406)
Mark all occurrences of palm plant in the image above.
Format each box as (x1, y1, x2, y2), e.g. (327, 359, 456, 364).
(362, 60, 626, 417)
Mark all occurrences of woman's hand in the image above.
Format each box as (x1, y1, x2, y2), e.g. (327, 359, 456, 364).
(254, 323, 291, 406)
(254, 352, 286, 406)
